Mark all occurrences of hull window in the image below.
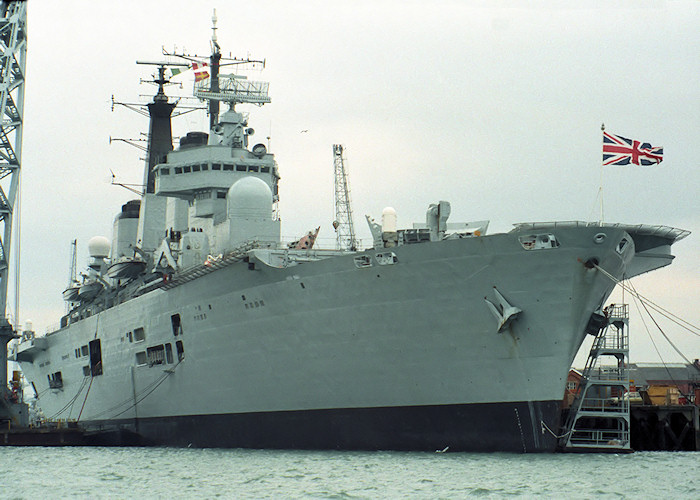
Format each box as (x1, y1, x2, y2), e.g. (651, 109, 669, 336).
(176, 340, 185, 362)
(89, 339, 103, 376)
(48, 371, 63, 389)
(147, 345, 166, 366)
(171, 314, 183, 336)
(165, 343, 174, 364)
(134, 327, 146, 342)
(135, 351, 147, 366)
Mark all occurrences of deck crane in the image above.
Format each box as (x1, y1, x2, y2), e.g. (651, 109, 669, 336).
(332, 144, 358, 251)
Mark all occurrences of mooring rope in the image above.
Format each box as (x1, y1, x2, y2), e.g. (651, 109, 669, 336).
(593, 263, 700, 337)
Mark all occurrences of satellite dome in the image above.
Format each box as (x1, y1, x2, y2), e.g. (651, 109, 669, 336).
(227, 177, 272, 218)
(88, 236, 111, 258)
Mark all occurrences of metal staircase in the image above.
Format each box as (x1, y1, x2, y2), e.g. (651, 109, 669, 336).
(561, 304, 631, 451)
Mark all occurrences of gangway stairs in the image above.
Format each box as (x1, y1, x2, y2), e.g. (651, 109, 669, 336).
(560, 304, 631, 452)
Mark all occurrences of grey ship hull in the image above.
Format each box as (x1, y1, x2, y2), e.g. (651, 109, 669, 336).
(18, 224, 638, 451)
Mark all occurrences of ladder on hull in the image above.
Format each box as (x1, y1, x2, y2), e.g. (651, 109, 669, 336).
(561, 304, 631, 452)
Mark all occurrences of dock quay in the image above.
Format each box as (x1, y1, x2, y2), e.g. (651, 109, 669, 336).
(1, 421, 143, 447)
(631, 404, 699, 451)
(2, 421, 90, 446)
(558, 304, 699, 453)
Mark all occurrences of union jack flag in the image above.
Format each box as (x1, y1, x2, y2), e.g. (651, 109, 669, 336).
(603, 131, 663, 166)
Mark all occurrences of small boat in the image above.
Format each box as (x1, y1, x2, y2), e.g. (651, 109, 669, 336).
(62, 282, 81, 302)
(78, 280, 103, 301)
(107, 256, 147, 279)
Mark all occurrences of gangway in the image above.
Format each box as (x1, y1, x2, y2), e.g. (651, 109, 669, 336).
(560, 303, 631, 452)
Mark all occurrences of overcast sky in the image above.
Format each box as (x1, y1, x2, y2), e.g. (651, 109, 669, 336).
(11, 0, 699, 365)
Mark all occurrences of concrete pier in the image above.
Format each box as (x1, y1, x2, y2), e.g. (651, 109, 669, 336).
(630, 405, 699, 451)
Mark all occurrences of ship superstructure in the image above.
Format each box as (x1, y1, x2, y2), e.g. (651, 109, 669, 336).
(11, 18, 690, 451)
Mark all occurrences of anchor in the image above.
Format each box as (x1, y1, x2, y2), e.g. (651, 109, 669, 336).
(485, 287, 522, 333)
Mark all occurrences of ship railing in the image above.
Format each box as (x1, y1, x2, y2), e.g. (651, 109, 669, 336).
(161, 240, 262, 290)
(586, 366, 628, 381)
(45, 322, 63, 335)
(578, 397, 629, 413)
(280, 235, 368, 251)
(512, 221, 690, 242)
(593, 334, 629, 351)
(568, 428, 629, 447)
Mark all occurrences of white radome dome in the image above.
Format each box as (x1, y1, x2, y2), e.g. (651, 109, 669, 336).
(382, 206, 397, 233)
(227, 177, 273, 218)
(88, 236, 111, 258)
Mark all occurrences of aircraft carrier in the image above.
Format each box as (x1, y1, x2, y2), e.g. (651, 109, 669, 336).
(11, 16, 689, 452)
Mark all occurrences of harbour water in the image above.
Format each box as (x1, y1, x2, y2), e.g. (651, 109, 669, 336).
(1, 447, 697, 498)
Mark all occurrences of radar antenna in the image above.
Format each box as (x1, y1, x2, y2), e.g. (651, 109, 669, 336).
(0, 0, 27, 420)
(162, 9, 267, 120)
(332, 145, 358, 251)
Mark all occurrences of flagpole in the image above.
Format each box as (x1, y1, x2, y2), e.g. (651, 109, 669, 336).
(599, 123, 605, 224)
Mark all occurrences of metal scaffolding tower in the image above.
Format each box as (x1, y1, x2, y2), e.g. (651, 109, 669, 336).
(332, 144, 357, 251)
(0, 0, 27, 425)
(561, 304, 631, 452)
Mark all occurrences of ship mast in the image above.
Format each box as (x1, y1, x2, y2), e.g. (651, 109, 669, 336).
(208, 9, 221, 130)
(162, 9, 266, 126)
(0, 0, 26, 414)
(65, 239, 77, 314)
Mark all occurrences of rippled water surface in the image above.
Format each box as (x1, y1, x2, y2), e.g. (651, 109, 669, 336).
(1, 447, 698, 498)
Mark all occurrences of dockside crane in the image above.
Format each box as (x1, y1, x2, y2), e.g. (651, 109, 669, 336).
(0, 0, 28, 426)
